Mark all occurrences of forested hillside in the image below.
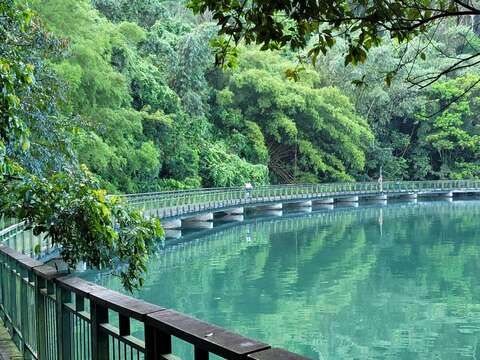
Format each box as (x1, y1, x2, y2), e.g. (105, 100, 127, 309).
(23, 0, 480, 192)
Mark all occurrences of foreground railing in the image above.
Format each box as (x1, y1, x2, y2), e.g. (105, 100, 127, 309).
(0, 232, 308, 359)
(120, 180, 480, 218)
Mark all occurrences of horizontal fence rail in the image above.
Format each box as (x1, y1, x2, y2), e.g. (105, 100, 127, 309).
(0, 215, 312, 359)
(2, 180, 480, 360)
(118, 180, 480, 219)
(0, 243, 309, 360)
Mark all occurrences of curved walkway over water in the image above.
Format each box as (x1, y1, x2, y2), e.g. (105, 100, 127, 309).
(121, 180, 480, 225)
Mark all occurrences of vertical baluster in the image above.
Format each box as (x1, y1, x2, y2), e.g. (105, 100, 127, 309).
(19, 265, 28, 356)
(9, 260, 17, 341)
(119, 315, 130, 360)
(145, 325, 171, 360)
(56, 285, 72, 360)
(0, 255, 7, 325)
(35, 275, 47, 360)
(76, 294, 86, 359)
(91, 301, 109, 360)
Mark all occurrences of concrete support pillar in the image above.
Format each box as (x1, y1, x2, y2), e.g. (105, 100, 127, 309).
(185, 213, 214, 221)
(162, 219, 182, 230)
(313, 198, 334, 205)
(335, 196, 359, 203)
(256, 203, 283, 211)
(366, 194, 387, 201)
(369, 199, 387, 206)
(217, 214, 244, 222)
(259, 210, 283, 217)
(437, 191, 453, 198)
(181, 220, 214, 230)
(224, 207, 244, 215)
(181, 212, 214, 230)
(287, 201, 312, 208)
(336, 201, 359, 208)
(164, 229, 182, 239)
(313, 204, 334, 210)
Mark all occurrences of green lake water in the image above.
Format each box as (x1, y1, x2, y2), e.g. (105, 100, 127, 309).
(82, 200, 480, 359)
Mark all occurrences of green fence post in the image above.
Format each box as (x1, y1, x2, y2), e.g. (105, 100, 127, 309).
(194, 346, 209, 360)
(19, 266, 29, 356)
(56, 286, 72, 360)
(145, 324, 171, 360)
(91, 301, 109, 360)
(0, 255, 3, 323)
(35, 275, 47, 360)
(9, 260, 16, 340)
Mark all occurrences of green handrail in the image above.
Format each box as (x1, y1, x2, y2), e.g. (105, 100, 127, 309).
(124, 180, 480, 218)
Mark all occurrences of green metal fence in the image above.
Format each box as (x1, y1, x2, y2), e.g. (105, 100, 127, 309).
(120, 180, 480, 218)
(0, 217, 54, 259)
(0, 223, 308, 359)
(0, 246, 308, 359)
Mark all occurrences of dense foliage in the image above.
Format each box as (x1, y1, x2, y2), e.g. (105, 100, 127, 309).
(0, 0, 161, 292)
(188, 0, 480, 86)
(26, 0, 479, 185)
(23, 0, 369, 187)
(4, 0, 480, 288)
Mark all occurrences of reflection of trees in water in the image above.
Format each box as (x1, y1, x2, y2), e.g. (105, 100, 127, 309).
(90, 201, 480, 359)
(338, 202, 480, 359)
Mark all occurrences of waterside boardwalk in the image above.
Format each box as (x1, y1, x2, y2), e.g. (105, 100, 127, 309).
(0, 323, 23, 360)
(122, 180, 480, 231)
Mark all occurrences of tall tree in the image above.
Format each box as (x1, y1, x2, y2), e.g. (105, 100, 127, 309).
(1, 0, 162, 291)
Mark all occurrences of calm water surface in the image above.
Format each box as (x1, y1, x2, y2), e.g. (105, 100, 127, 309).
(82, 200, 480, 359)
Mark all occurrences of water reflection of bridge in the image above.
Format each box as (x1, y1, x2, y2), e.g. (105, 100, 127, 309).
(152, 201, 480, 269)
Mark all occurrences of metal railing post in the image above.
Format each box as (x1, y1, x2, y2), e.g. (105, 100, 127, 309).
(35, 275, 47, 360)
(145, 324, 171, 360)
(56, 285, 72, 360)
(9, 259, 16, 340)
(91, 301, 109, 360)
(19, 266, 29, 356)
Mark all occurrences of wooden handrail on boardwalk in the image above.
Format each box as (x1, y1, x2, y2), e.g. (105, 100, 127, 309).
(0, 237, 309, 359)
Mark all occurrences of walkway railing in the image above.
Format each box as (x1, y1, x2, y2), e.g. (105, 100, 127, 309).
(0, 227, 307, 359)
(0, 217, 55, 260)
(120, 180, 480, 218)
(2, 180, 480, 360)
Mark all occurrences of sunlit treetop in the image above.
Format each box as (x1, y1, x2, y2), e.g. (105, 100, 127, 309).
(188, 0, 480, 85)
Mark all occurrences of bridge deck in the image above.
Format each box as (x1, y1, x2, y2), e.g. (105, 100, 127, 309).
(138, 186, 480, 221)
(0, 324, 23, 360)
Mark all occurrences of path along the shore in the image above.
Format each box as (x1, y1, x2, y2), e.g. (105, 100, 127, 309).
(0, 324, 22, 360)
